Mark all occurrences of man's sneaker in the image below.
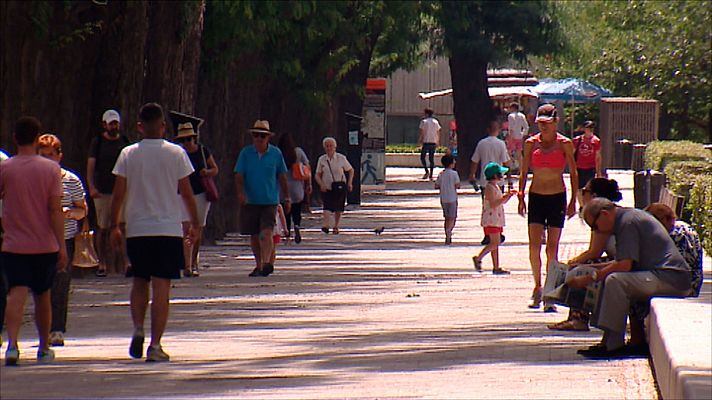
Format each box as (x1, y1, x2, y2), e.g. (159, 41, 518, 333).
(146, 345, 170, 362)
(49, 331, 65, 347)
(129, 331, 145, 359)
(37, 348, 55, 364)
(261, 263, 274, 276)
(5, 347, 19, 366)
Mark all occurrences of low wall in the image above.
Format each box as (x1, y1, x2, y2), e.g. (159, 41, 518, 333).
(386, 153, 445, 167)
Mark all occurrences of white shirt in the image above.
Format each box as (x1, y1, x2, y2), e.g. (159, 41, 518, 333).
(436, 168, 459, 203)
(316, 152, 353, 187)
(113, 139, 194, 238)
(419, 117, 441, 143)
(470, 136, 510, 187)
(507, 112, 529, 140)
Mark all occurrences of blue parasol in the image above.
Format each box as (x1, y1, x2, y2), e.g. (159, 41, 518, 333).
(532, 78, 613, 103)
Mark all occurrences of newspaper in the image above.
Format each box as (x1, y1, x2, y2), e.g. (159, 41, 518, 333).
(543, 261, 602, 313)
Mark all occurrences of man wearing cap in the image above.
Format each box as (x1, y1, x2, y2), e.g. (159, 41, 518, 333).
(572, 120, 602, 209)
(86, 109, 131, 277)
(234, 120, 291, 277)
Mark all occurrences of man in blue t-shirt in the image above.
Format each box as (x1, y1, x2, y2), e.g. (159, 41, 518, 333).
(571, 198, 691, 359)
(234, 120, 290, 277)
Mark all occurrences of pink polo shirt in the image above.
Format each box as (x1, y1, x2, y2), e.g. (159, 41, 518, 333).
(0, 154, 62, 254)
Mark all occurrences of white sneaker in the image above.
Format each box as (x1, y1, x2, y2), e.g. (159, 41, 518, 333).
(37, 348, 55, 364)
(49, 331, 65, 347)
(146, 345, 170, 362)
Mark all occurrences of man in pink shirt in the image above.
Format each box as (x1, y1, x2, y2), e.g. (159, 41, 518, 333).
(572, 120, 602, 209)
(0, 117, 67, 365)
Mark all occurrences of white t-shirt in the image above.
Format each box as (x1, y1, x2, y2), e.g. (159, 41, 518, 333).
(113, 139, 194, 238)
(436, 168, 460, 203)
(470, 136, 510, 187)
(507, 112, 529, 140)
(316, 152, 353, 187)
(419, 117, 441, 144)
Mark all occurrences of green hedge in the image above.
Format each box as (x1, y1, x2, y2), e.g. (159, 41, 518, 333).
(643, 140, 711, 171)
(386, 143, 448, 154)
(664, 160, 712, 256)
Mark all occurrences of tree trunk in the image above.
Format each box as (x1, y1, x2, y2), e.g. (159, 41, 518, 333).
(449, 53, 493, 179)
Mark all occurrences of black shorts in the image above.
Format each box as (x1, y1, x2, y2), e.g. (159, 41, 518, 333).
(1, 252, 57, 295)
(322, 188, 347, 212)
(528, 192, 566, 228)
(239, 204, 277, 235)
(577, 168, 596, 189)
(126, 237, 184, 281)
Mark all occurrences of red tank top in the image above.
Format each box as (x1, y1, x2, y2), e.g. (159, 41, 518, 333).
(529, 133, 567, 169)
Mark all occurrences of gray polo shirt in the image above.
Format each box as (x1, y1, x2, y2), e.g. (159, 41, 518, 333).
(614, 208, 688, 272)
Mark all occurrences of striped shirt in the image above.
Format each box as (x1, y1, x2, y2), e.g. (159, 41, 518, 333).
(61, 168, 86, 239)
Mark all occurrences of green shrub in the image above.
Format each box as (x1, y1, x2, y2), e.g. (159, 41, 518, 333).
(386, 143, 448, 153)
(664, 160, 712, 256)
(643, 140, 711, 171)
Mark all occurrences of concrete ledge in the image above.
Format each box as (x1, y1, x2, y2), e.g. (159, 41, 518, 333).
(386, 152, 445, 167)
(648, 295, 712, 400)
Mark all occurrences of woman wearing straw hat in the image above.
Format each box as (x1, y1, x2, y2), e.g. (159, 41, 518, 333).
(174, 122, 219, 277)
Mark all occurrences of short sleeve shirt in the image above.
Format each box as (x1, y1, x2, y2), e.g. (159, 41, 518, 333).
(316, 153, 353, 187)
(61, 168, 86, 239)
(573, 134, 601, 169)
(613, 208, 688, 272)
(470, 136, 510, 187)
(113, 139, 194, 238)
(0, 155, 63, 254)
(419, 117, 441, 143)
(89, 134, 130, 194)
(436, 168, 459, 203)
(507, 112, 529, 140)
(234, 144, 288, 205)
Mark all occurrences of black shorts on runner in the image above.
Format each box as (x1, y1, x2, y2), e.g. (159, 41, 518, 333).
(239, 204, 277, 235)
(528, 192, 566, 228)
(1, 252, 58, 295)
(577, 168, 596, 189)
(126, 237, 184, 281)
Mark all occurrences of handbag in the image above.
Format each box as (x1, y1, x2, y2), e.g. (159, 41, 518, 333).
(326, 158, 347, 192)
(72, 219, 99, 268)
(200, 145, 219, 202)
(291, 162, 312, 181)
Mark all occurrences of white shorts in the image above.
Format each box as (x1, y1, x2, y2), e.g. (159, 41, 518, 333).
(182, 192, 211, 226)
(93, 194, 125, 229)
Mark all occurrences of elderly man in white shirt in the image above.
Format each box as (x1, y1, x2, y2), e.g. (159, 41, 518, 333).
(418, 107, 441, 181)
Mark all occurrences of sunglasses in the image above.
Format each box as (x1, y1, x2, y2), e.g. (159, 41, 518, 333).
(252, 132, 269, 139)
(587, 209, 603, 232)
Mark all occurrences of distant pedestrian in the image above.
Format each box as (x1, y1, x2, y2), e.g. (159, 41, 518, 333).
(86, 109, 131, 277)
(469, 120, 511, 245)
(174, 122, 219, 278)
(572, 120, 602, 210)
(434, 154, 460, 245)
(472, 163, 515, 275)
(37, 134, 88, 347)
(447, 119, 458, 157)
(506, 102, 528, 174)
(418, 108, 441, 180)
(315, 137, 354, 234)
(277, 133, 312, 244)
(0, 148, 8, 347)
(234, 120, 291, 277)
(1, 117, 67, 365)
(110, 103, 199, 362)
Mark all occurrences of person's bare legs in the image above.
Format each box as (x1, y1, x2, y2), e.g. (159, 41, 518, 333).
(130, 278, 150, 333)
(528, 223, 545, 287)
(95, 228, 109, 274)
(259, 228, 274, 265)
(190, 226, 204, 268)
(250, 235, 262, 269)
(545, 227, 562, 266)
(5, 286, 29, 349)
(444, 218, 456, 238)
(476, 233, 500, 267)
(333, 212, 342, 232)
(322, 210, 333, 231)
(182, 222, 193, 275)
(32, 290, 52, 351)
(148, 278, 170, 348)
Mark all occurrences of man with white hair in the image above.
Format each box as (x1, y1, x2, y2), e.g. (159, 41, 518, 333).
(570, 198, 691, 358)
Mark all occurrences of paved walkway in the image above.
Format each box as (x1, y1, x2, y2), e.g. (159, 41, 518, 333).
(3, 168, 697, 399)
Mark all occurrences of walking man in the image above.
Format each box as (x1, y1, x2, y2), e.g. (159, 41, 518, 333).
(234, 120, 291, 277)
(1, 117, 67, 365)
(87, 109, 131, 276)
(506, 102, 529, 174)
(418, 108, 441, 180)
(110, 103, 199, 362)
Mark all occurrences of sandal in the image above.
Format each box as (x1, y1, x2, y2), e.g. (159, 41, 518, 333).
(492, 268, 510, 275)
(547, 319, 590, 331)
(528, 288, 542, 309)
(95, 268, 107, 277)
(472, 256, 482, 272)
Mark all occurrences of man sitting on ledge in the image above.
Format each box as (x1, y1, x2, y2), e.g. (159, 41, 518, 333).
(569, 198, 691, 359)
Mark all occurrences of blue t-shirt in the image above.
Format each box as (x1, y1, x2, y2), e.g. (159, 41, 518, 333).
(234, 144, 288, 205)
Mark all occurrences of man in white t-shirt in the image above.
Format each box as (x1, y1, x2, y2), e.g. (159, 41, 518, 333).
(506, 102, 529, 173)
(469, 120, 511, 245)
(110, 103, 199, 363)
(418, 108, 441, 180)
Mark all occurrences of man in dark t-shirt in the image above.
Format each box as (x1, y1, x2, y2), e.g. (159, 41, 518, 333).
(86, 109, 131, 276)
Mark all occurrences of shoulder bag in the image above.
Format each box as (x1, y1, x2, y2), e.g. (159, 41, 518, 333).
(327, 158, 347, 192)
(200, 145, 219, 202)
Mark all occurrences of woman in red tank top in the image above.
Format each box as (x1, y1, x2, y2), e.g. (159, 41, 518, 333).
(517, 104, 579, 311)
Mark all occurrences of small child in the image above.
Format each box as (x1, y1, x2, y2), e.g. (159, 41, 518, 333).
(473, 162, 516, 274)
(435, 154, 460, 245)
(268, 204, 289, 267)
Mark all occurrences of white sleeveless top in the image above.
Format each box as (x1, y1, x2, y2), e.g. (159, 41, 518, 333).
(481, 182, 506, 228)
